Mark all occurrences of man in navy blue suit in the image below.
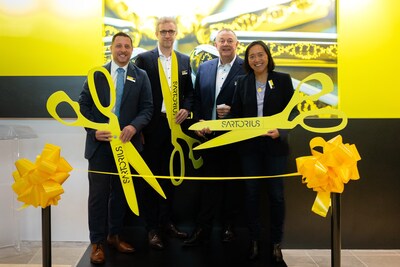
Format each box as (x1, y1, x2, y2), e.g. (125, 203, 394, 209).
(135, 16, 193, 250)
(183, 29, 245, 246)
(79, 32, 153, 264)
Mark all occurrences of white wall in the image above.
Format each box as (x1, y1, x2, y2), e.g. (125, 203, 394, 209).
(0, 119, 89, 242)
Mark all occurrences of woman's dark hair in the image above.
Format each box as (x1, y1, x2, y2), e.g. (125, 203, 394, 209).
(243, 40, 275, 73)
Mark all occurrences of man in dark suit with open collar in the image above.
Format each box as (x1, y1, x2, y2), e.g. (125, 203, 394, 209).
(79, 32, 153, 264)
(135, 16, 193, 250)
(183, 29, 245, 246)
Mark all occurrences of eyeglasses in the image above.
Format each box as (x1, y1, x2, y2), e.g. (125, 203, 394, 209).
(159, 30, 176, 36)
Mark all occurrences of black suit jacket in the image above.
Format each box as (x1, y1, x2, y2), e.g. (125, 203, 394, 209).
(135, 48, 194, 134)
(79, 62, 153, 160)
(230, 70, 296, 156)
(193, 57, 245, 121)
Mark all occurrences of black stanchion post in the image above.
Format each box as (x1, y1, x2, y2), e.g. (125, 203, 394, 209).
(331, 193, 341, 267)
(42, 206, 52, 267)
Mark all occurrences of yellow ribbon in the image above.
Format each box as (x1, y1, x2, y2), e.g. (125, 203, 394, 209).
(11, 143, 72, 209)
(10, 135, 359, 219)
(158, 52, 203, 185)
(296, 135, 361, 217)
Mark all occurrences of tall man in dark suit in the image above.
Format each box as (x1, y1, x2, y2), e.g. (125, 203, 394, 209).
(79, 32, 153, 264)
(183, 29, 245, 246)
(135, 16, 193, 250)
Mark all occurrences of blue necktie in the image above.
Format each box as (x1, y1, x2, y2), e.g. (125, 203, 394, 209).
(115, 67, 125, 117)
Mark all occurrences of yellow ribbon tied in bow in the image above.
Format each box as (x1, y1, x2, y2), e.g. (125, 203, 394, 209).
(12, 143, 73, 209)
(296, 135, 361, 217)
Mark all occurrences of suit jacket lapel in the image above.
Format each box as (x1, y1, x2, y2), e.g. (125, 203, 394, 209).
(207, 59, 218, 104)
(151, 48, 160, 72)
(219, 57, 242, 98)
(264, 71, 274, 103)
(120, 62, 138, 107)
(222, 58, 241, 89)
(175, 51, 182, 74)
(101, 62, 112, 107)
(246, 72, 258, 116)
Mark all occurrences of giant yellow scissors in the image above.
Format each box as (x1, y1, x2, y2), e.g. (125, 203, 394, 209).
(46, 67, 166, 215)
(189, 73, 348, 150)
(158, 53, 203, 185)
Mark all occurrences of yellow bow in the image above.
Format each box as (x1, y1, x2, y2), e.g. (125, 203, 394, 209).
(296, 135, 361, 217)
(12, 143, 72, 209)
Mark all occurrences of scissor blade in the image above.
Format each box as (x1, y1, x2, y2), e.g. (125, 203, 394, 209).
(194, 129, 266, 150)
(124, 144, 166, 199)
(126, 185, 139, 215)
(189, 118, 264, 131)
(189, 120, 223, 131)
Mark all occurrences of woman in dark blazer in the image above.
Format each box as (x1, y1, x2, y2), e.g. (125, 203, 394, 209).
(230, 40, 297, 263)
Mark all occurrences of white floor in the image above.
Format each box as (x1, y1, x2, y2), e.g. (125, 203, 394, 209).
(0, 242, 88, 267)
(0, 242, 399, 267)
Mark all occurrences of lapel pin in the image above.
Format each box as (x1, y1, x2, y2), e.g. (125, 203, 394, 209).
(127, 76, 136, 82)
(268, 80, 275, 89)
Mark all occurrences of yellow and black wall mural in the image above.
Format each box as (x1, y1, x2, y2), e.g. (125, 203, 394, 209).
(1, 0, 338, 117)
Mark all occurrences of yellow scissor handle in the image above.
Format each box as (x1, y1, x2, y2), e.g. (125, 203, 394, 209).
(87, 66, 116, 116)
(185, 135, 203, 169)
(46, 91, 107, 130)
(47, 66, 119, 131)
(169, 141, 185, 186)
(294, 108, 348, 133)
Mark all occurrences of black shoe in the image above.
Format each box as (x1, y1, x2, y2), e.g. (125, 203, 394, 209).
(148, 230, 164, 250)
(272, 243, 283, 262)
(221, 225, 235, 242)
(182, 228, 208, 247)
(164, 223, 188, 239)
(248, 240, 259, 260)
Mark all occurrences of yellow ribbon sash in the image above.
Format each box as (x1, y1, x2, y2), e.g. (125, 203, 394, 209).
(158, 52, 203, 185)
(12, 143, 72, 209)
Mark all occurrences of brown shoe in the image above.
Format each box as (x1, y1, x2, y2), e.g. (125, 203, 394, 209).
(90, 243, 105, 264)
(107, 234, 135, 253)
